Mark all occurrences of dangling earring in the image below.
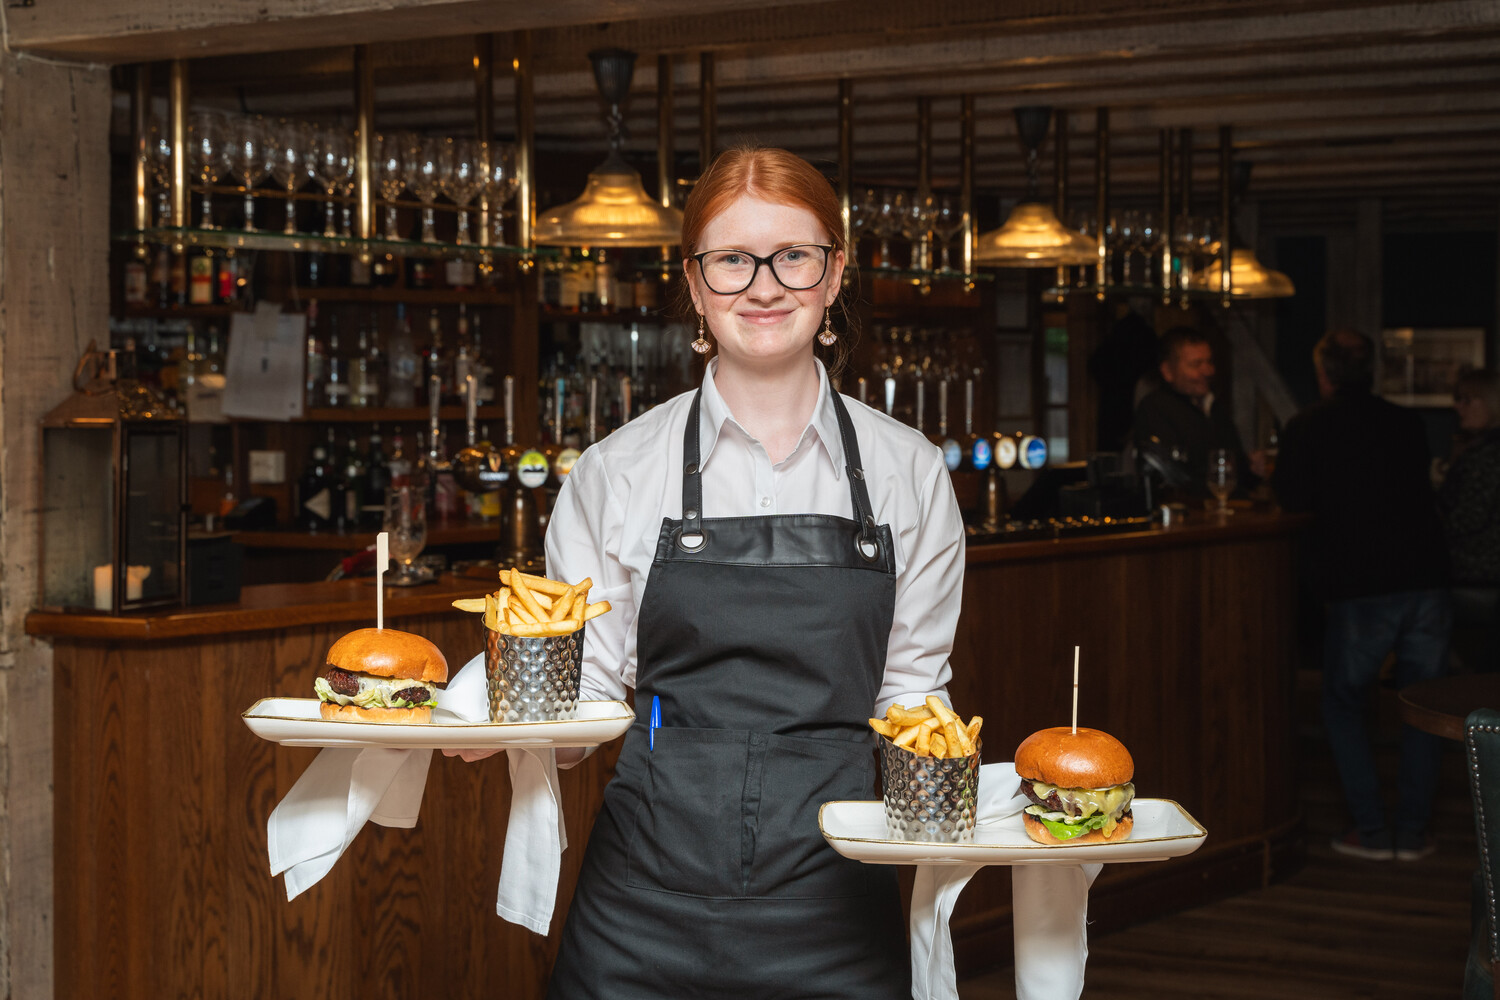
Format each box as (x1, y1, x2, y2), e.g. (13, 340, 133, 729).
(817, 308, 838, 347)
(691, 313, 711, 355)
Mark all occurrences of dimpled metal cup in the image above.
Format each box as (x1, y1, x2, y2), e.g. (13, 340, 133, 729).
(485, 625, 583, 722)
(879, 737, 981, 843)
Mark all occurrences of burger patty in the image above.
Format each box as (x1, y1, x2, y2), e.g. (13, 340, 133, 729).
(324, 666, 360, 697)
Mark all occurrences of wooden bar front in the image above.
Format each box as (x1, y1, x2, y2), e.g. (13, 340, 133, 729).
(33, 512, 1303, 999)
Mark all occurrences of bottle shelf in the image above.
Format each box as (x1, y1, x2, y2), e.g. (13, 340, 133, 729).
(232, 519, 500, 551)
(858, 266, 994, 285)
(115, 227, 559, 264)
(1043, 282, 1226, 301)
(539, 307, 671, 324)
(298, 287, 515, 305)
(120, 304, 241, 319)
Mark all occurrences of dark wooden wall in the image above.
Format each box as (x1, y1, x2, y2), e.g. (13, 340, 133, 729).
(53, 518, 1301, 998)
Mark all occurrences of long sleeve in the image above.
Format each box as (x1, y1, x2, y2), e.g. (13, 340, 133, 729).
(876, 450, 966, 714)
(544, 446, 634, 706)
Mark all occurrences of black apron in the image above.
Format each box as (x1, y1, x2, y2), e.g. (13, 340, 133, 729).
(547, 383, 909, 1000)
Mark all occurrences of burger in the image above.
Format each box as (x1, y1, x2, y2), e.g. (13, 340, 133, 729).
(313, 627, 448, 724)
(1015, 726, 1135, 845)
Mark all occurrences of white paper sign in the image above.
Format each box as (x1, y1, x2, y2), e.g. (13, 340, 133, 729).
(222, 302, 307, 420)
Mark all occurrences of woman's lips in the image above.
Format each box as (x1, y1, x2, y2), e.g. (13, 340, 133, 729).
(738, 309, 794, 325)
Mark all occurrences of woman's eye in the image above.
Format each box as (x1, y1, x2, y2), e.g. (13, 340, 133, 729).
(779, 249, 807, 263)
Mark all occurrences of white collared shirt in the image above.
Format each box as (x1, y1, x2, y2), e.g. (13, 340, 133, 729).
(545, 358, 965, 715)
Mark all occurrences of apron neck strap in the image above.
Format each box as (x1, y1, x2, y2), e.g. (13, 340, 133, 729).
(680, 374, 879, 546)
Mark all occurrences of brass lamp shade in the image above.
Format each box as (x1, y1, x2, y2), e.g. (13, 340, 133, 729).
(1195, 248, 1295, 299)
(535, 150, 684, 248)
(974, 201, 1096, 267)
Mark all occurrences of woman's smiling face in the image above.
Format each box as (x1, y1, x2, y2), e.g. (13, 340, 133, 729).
(686, 193, 844, 373)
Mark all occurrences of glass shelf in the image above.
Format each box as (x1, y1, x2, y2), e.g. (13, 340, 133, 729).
(114, 227, 559, 264)
(1044, 282, 1229, 302)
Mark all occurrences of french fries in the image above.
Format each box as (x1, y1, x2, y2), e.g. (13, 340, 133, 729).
(451, 567, 611, 637)
(868, 700, 983, 760)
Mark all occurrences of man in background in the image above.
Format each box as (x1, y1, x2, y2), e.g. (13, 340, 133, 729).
(1131, 326, 1255, 492)
(1273, 328, 1450, 861)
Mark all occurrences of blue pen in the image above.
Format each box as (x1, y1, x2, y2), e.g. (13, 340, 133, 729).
(650, 696, 661, 751)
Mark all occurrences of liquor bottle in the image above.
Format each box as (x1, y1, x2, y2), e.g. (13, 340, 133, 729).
(451, 305, 473, 406)
(362, 430, 389, 529)
(341, 434, 367, 531)
(217, 252, 239, 304)
(387, 426, 411, 489)
(324, 428, 349, 531)
(151, 245, 172, 308)
(297, 444, 333, 531)
(386, 305, 419, 409)
(469, 312, 494, 404)
(350, 321, 380, 408)
(124, 257, 149, 307)
(594, 249, 614, 312)
(304, 302, 326, 410)
(960, 379, 992, 473)
(423, 308, 446, 406)
(189, 249, 215, 306)
(323, 316, 349, 408)
(169, 247, 188, 307)
(938, 379, 962, 472)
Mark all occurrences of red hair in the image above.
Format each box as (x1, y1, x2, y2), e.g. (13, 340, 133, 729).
(679, 145, 857, 377)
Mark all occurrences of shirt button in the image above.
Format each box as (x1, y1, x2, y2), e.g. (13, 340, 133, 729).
(760, 497, 771, 508)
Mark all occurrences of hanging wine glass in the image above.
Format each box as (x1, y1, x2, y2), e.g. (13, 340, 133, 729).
(440, 137, 482, 245)
(932, 195, 964, 272)
(268, 120, 311, 235)
(1138, 210, 1160, 288)
(404, 135, 443, 243)
(1115, 210, 1140, 285)
(376, 133, 408, 240)
(479, 141, 518, 246)
(189, 112, 229, 230)
(228, 115, 276, 232)
(310, 127, 352, 238)
(339, 132, 360, 237)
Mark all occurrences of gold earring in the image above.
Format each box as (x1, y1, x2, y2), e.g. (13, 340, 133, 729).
(691, 314, 711, 354)
(817, 309, 838, 347)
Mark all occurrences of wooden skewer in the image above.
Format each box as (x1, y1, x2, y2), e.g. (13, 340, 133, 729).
(1071, 644, 1080, 734)
(376, 532, 388, 630)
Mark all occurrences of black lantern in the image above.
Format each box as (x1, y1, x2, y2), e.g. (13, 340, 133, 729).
(39, 344, 186, 614)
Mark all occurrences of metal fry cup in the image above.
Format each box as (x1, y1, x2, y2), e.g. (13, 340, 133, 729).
(484, 625, 584, 723)
(879, 737, 981, 843)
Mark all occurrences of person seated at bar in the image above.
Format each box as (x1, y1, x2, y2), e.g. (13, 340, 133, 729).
(1438, 368, 1500, 672)
(1130, 325, 1257, 495)
(1272, 328, 1450, 862)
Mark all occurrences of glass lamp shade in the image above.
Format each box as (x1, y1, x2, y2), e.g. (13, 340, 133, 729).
(1194, 248, 1295, 299)
(974, 201, 1097, 268)
(535, 151, 683, 248)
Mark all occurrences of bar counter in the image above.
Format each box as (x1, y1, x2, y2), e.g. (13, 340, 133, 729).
(29, 509, 1306, 999)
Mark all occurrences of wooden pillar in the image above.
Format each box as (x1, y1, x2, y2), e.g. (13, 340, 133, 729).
(0, 50, 114, 1000)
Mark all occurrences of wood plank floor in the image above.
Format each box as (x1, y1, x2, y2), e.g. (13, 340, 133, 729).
(960, 668, 1475, 999)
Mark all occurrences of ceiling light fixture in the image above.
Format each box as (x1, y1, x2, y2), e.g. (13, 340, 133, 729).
(975, 106, 1095, 268)
(534, 49, 683, 248)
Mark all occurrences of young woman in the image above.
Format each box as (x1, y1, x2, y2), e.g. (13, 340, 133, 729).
(540, 146, 965, 997)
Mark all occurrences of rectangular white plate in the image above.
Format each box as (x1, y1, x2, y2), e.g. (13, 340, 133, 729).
(242, 698, 634, 750)
(819, 798, 1206, 866)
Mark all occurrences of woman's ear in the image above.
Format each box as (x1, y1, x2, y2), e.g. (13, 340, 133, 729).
(825, 249, 846, 308)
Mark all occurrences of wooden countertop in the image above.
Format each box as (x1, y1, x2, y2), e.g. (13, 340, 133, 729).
(25, 574, 497, 642)
(27, 509, 1307, 642)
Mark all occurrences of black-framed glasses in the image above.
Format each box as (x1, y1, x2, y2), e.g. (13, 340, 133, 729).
(690, 243, 834, 294)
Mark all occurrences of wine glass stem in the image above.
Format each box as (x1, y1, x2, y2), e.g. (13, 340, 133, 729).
(323, 199, 338, 238)
(200, 192, 214, 229)
(284, 195, 297, 235)
(342, 203, 353, 238)
(940, 244, 951, 271)
(421, 206, 436, 243)
(385, 205, 400, 239)
(242, 191, 256, 232)
(456, 209, 470, 245)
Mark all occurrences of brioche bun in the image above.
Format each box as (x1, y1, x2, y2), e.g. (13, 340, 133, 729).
(326, 627, 448, 684)
(319, 702, 432, 724)
(1015, 726, 1133, 788)
(1022, 812, 1134, 846)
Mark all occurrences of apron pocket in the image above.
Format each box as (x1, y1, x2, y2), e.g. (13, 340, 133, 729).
(625, 728, 750, 898)
(746, 734, 879, 899)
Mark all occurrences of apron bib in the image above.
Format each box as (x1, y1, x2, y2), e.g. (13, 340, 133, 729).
(547, 382, 908, 1000)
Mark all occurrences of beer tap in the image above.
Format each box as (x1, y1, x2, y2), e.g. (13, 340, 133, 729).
(453, 373, 507, 495)
(587, 376, 599, 446)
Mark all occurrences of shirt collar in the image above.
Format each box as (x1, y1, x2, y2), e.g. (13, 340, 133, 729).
(697, 357, 847, 479)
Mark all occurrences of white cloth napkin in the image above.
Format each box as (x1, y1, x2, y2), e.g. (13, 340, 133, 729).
(909, 762, 1101, 1000)
(266, 653, 568, 933)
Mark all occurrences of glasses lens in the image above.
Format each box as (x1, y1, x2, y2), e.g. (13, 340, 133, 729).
(700, 250, 756, 293)
(771, 245, 829, 289)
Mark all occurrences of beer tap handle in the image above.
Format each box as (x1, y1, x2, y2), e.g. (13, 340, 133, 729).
(428, 374, 442, 454)
(884, 377, 896, 417)
(915, 379, 926, 433)
(503, 375, 515, 448)
(621, 376, 633, 425)
(939, 380, 949, 438)
(465, 374, 478, 448)
(856, 376, 868, 406)
(964, 378, 975, 437)
(587, 376, 599, 445)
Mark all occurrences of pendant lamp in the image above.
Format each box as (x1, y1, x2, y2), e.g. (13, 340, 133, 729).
(975, 106, 1095, 268)
(1194, 248, 1295, 299)
(535, 49, 684, 248)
